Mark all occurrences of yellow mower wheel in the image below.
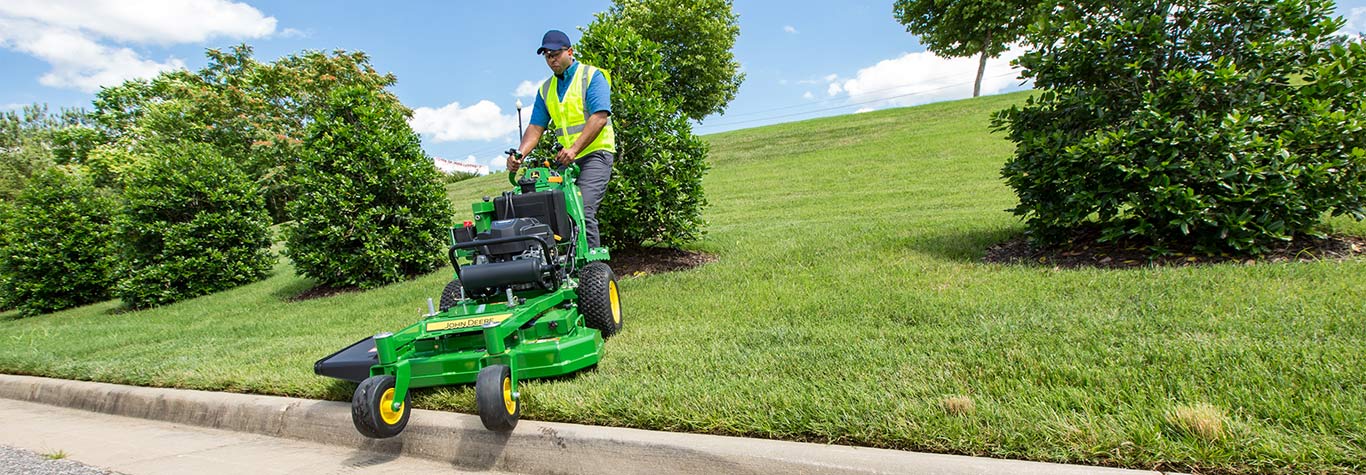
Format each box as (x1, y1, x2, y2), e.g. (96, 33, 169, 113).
(476, 365, 519, 432)
(579, 262, 623, 338)
(352, 375, 410, 438)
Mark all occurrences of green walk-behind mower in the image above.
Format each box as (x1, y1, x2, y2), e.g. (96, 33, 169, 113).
(314, 148, 622, 435)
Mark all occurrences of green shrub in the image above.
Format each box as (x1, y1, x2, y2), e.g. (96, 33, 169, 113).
(993, 0, 1366, 255)
(284, 85, 453, 289)
(0, 167, 119, 316)
(575, 16, 710, 248)
(115, 142, 275, 309)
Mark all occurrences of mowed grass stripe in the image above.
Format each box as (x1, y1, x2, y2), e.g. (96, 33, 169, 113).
(2, 92, 1363, 474)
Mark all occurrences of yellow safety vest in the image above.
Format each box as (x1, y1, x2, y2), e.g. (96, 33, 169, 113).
(541, 63, 615, 158)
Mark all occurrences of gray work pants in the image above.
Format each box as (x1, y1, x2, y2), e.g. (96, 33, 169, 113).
(573, 150, 613, 248)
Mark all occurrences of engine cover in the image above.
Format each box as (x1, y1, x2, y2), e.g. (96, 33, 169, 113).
(476, 218, 552, 257)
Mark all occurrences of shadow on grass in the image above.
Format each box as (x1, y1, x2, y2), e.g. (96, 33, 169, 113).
(0, 309, 24, 322)
(103, 305, 136, 316)
(896, 227, 1022, 263)
(320, 378, 358, 401)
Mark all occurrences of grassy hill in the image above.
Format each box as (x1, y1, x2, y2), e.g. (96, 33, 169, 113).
(3, 92, 1364, 474)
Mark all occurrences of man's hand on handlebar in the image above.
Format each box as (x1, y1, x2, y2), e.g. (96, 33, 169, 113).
(505, 149, 522, 175)
(554, 146, 576, 166)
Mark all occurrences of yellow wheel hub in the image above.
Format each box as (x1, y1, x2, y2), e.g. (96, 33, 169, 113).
(379, 388, 404, 425)
(502, 377, 517, 414)
(609, 280, 621, 325)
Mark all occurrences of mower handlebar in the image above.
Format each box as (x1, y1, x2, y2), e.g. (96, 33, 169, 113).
(507, 150, 580, 186)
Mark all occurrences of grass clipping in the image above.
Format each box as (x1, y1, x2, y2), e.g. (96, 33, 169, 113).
(1168, 403, 1227, 441)
(942, 395, 975, 417)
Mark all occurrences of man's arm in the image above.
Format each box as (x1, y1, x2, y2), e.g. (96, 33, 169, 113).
(510, 88, 552, 173)
(508, 124, 546, 174)
(556, 111, 609, 165)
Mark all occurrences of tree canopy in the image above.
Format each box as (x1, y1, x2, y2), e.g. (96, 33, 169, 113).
(603, 0, 744, 121)
(892, 0, 1045, 97)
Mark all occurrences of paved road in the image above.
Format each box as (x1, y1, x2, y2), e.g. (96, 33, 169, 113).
(0, 398, 506, 475)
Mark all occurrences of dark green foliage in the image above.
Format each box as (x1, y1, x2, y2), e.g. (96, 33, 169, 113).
(92, 45, 398, 222)
(994, 0, 1366, 255)
(0, 168, 119, 316)
(577, 18, 710, 248)
(893, 0, 1046, 97)
(284, 86, 453, 289)
(115, 141, 275, 309)
(603, 0, 743, 121)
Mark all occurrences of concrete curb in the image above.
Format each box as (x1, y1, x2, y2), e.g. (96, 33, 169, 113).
(1, 374, 1172, 474)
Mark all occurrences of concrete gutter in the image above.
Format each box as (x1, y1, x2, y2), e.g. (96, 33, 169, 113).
(0, 374, 1176, 474)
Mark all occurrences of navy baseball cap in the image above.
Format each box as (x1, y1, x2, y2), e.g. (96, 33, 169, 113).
(536, 30, 571, 54)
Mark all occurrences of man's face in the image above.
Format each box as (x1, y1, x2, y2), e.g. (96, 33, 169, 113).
(544, 47, 573, 75)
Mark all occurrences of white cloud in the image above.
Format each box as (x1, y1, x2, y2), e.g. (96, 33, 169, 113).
(1344, 7, 1365, 33)
(462, 155, 478, 164)
(488, 155, 510, 171)
(802, 91, 814, 100)
(827, 45, 1027, 108)
(855, 107, 874, 114)
(514, 80, 540, 98)
(0, 0, 279, 92)
(410, 100, 519, 143)
(0, 0, 275, 44)
(2, 103, 26, 111)
(279, 27, 305, 39)
(823, 74, 838, 82)
(783, 25, 797, 34)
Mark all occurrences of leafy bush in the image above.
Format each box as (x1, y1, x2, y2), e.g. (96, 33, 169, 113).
(92, 46, 398, 222)
(994, 0, 1366, 255)
(0, 167, 119, 316)
(284, 85, 453, 289)
(575, 16, 711, 248)
(116, 141, 275, 309)
(602, 0, 744, 120)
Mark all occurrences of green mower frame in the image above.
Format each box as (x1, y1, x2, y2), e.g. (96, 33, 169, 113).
(314, 151, 622, 435)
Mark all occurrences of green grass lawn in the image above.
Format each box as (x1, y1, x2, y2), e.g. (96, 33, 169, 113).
(3, 92, 1364, 474)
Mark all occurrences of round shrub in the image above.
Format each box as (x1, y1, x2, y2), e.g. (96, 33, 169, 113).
(0, 167, 119, 316)
(575, 17, 710, 249)
(116, 142, 275, 309)
(993, 0, 1366, 255)
(284, 85, 453, 289)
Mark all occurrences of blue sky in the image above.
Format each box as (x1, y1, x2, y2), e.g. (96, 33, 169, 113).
(3, 1, 1365, 171)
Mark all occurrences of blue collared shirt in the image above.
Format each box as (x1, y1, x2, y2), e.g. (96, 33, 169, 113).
(529, 60, 612, 128)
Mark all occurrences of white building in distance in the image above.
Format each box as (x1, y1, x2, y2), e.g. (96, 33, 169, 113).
(433, 157, 489, 176)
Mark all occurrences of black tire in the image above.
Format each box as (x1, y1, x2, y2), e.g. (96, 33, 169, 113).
(476, 365, 519, 432)
(439, 280, 464, 311)
(579, 262, 622, 339)
(351, 375, 410, 438)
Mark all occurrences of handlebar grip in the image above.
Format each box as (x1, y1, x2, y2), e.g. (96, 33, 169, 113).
(506, 149, 523, 185)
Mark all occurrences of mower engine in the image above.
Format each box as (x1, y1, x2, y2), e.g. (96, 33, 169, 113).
(454, 215, 560, 298)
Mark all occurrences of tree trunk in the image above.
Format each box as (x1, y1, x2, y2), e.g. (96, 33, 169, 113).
(974, 32, 992, 98)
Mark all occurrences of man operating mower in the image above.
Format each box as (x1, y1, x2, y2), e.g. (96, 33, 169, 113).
(506, 29, 615, 248)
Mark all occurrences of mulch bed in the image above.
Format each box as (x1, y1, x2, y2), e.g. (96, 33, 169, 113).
(984, 232, 1366, 269)
(286, 285, 361, 302)
(608, 246, 717, 277)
